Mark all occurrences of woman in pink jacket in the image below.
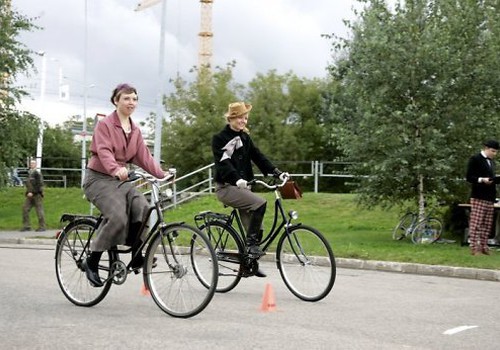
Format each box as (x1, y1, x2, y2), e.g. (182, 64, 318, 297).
(82, 83, 171, 287)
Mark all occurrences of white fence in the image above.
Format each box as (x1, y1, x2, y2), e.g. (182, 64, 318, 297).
(160, 161, 354, 210)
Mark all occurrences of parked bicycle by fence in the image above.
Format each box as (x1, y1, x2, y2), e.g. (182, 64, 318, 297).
(392, 209, 443, 244)
(194, 176, 336, 302)
(54, 170, 218, 318)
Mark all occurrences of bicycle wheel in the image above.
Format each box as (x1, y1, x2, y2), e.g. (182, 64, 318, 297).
(276, 225, 336, 302)
(55, 218, 113, 307)
(144, 223, 218, 318)
(411, 218, 443, 244)
(197, 221, 244, 293)
(392, 212, 416, 240)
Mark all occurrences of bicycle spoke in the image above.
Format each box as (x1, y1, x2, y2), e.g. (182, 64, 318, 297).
(145, 224, 218, 318)
(55, 219, 112, 307)
(277, 226, 335, 302)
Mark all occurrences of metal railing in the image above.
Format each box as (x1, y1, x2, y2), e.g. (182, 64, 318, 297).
(153, 161, 355, 210)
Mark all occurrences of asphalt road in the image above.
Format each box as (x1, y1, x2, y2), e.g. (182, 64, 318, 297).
(1, 243, 499, 349)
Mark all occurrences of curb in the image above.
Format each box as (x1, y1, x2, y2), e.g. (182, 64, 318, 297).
(336, 257, 500, 282)
(1, 237, 499, 282)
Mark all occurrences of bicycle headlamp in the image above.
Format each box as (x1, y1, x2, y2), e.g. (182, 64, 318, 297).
(288, 210, 298, 220)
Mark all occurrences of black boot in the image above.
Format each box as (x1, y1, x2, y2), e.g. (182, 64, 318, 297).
(130, 240, 157, 271)
(246, 203, 266, 258)
(130, 240, 145, 270)
(125, 222, 143, 247)
(254, 262, 267, 278)
(83, 251, 103, 287)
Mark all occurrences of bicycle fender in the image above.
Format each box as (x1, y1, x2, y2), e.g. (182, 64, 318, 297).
(285, 222, 304, 231)
(59, 213, 97, 223)
(161, 221, 186, 229)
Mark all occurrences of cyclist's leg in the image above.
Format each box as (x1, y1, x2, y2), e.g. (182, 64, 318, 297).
(83, 171, 129, 284)
(245, 203, 267, 257)
(126, 190, 151, 269)
(216, 184, 266, 257)
(83, 250, 104, 287)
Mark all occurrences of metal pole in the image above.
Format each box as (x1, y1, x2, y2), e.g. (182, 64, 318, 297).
(153, 0, 167, 163)
(81, 0, 89, 187)
(35, 52, 46, 170)
(314, 161, 319, 193)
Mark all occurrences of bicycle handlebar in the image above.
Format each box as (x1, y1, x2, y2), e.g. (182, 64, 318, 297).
(128, 169, 176, 183)
(248, 174, 289, 190)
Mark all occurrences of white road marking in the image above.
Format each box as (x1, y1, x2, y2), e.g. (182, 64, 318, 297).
(443, 325, 478, 335)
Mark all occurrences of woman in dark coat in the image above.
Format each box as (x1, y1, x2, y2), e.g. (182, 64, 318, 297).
(212, 102, 288, 277)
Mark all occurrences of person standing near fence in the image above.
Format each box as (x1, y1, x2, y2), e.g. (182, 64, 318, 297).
(21, 159, 46, 232)
(465, 140, 500, 255)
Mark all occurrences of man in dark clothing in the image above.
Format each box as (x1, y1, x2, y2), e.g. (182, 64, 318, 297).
(21, 160, 46, 232)
(465, 140, 500, 255)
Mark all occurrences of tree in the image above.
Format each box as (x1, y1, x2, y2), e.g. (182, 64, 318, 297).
(0, 0, 38, 108)
(245, 71, 335, 182)
(42, 125, 82, 169)
(327, 0, 500, 213)
(162, 63, 242, 176)
(0, 0, 39, 187)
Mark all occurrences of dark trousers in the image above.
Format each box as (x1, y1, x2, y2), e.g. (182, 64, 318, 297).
(22, 194, 46, 229)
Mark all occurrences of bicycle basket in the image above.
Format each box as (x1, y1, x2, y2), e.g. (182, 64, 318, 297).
(279, 180, 303, 200)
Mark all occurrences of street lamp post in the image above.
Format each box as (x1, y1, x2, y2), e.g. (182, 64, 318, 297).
(35, 51, 46, 170)
(81, 0, 89, 187)
(135, 0, 167, 163)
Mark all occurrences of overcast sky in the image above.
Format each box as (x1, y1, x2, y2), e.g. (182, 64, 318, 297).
(12, 0, 363, 125)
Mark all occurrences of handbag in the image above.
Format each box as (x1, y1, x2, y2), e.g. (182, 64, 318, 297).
(279, 180, 303, 199)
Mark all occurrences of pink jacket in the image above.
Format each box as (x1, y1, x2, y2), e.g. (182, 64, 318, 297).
(87, 111, 164, 178)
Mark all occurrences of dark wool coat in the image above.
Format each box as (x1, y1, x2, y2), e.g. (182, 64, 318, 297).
(212, 125, 276, 185)
(25, 169, 44, 196)
(466, 152, 500, 202)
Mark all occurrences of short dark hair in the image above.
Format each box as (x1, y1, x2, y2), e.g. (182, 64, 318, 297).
(483, 140, 500, 150)
(110, 83, 138, 106)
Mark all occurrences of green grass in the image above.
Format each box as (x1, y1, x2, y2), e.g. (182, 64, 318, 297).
(1, 188, 498, 270)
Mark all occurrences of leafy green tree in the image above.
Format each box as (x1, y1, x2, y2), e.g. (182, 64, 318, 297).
(42, 125, 81, 169)
(0, 0, 38, 107)
(162, 65, 336, 190)
(246, 72, 332, 168)
(0, 0, 39, 187)
(162, 63, 242, 175)
(327, 0, 500, 213)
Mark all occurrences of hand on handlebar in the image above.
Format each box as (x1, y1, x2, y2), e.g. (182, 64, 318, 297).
(236, 179, 249, 189)
(272, 168, 289, 182)
(164, 167, 177, 180)
(278, 172, 290, 182)
(114, 167, 129, 181)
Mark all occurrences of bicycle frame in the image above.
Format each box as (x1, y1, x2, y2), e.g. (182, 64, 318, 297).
(56, 169, 219, 317)
(197, 179, 299, 254)
(64, 172, 179, 282)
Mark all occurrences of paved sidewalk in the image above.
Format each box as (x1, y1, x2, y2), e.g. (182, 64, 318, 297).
(1, 229, 499, 282)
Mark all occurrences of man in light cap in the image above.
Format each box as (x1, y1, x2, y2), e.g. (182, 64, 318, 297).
(466, 140, 500, 255)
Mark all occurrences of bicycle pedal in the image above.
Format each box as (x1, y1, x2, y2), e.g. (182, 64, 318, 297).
(247, 252, 265, 259)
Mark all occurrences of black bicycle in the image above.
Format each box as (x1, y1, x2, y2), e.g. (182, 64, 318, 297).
(54, 171, 218, 318)
(194, 176, 336, 302)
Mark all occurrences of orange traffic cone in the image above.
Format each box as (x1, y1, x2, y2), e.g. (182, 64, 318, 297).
(260, 283, 276, 312)
(140, 283, 150, 296)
